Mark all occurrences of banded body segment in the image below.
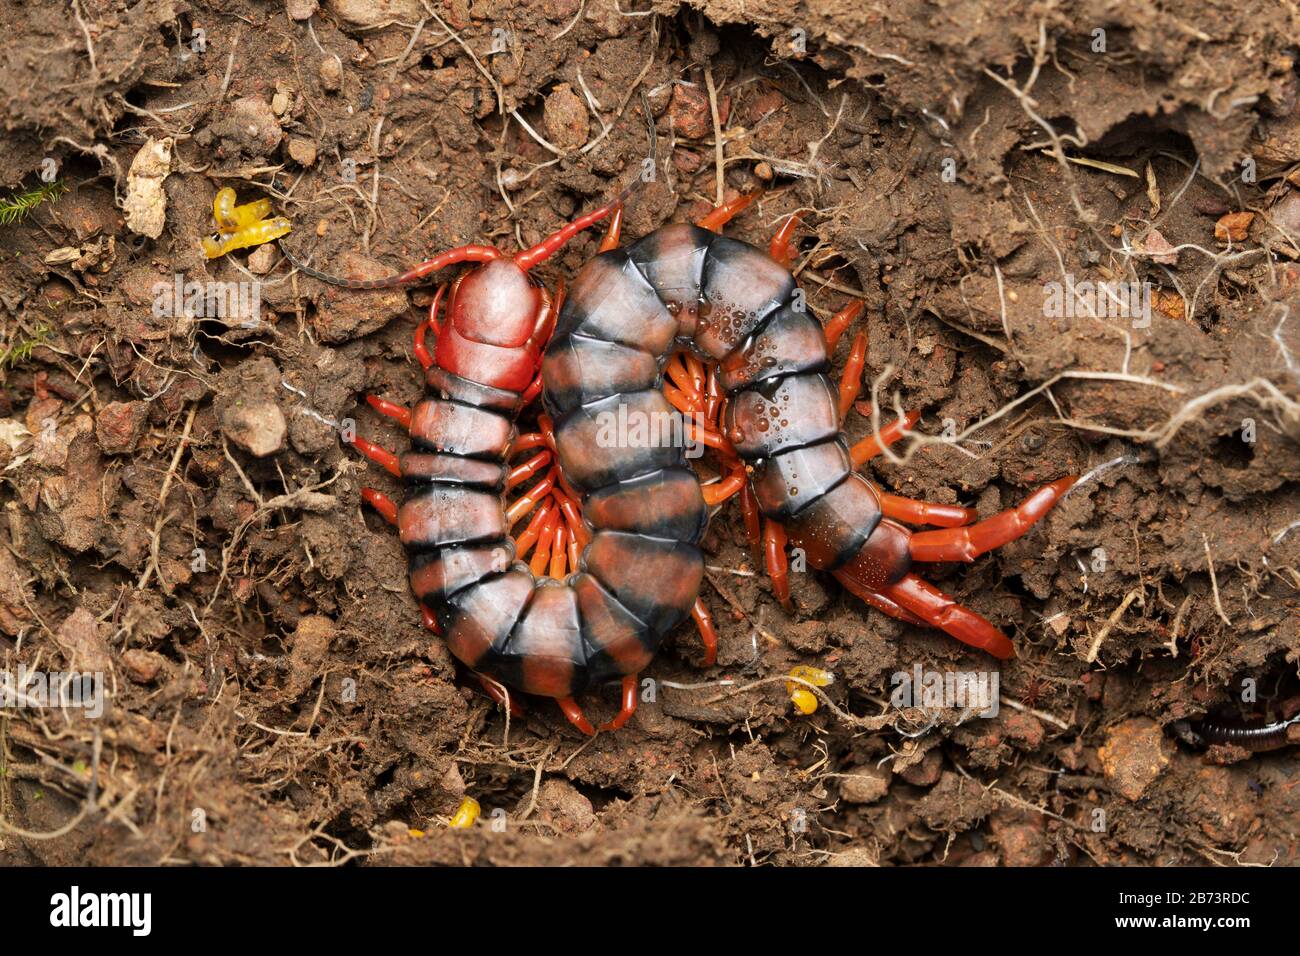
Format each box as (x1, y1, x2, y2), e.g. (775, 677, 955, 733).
(584, 531, 703, 640)
(583, 467, 708, 543)
(625, 222, 711, 337)
(695, 236, 795, 359)
(553, 250, 678, 357)
(410, 398, 514, 458)
(541, 333, 659, 417)
(399, 486, 507, 550)
(492, 584, 587, 698)
(552, 389, 687, 494)
(724, 374, 840, 459)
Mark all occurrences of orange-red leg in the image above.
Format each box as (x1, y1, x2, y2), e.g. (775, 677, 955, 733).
(764, 520, 791, 608)
(909, 477, 1077, 563)
(601, 675, 639, 731)
(365, 394, 412, 429)
(557, 697, 596, 736)
(878, 493, 978, 528)
(420, 603, 442, 636)
(702, 470, 746, 506)
(361, 487, 398, 525)
(349, 434, 402, 478)
(849, 410, 922, 466)
(507, 451, 552, 491)
(514, 501, 554, 557)
(413, 283, 448, 369)
(824, 300, 864, 351)
(283, 243, 501, 289)
(837, 330, 868, 421)
(598, 204, 624, 252)
(879, 573, 1015, 659)
(696, 189, 761, 232)
(691, 598, 718, 666)
(506, 470, 558, 525)
(769, 212, 802, 267)
(839, 582, 927, 627)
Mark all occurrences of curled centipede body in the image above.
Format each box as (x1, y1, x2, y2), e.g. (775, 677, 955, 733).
(288, 189, 1078, 735)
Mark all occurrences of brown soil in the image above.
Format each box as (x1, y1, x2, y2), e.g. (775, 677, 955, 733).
(0, 0, 1297, 867)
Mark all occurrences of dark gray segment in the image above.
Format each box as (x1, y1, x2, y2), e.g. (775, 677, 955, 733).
(552, 389, 686, 494)
(492, 582, 588, 695)
(426, 365, 521, 413)
(400, 451, 506, 490)
(409, 398, 514, 458)
(409, 540, 515, 603)
(625, 222, 711, 326)
(724, 372, 840, 459)
(553, 250, 678, 358)
(445, 569, 534, 653)
(751, 438, 853, 521)
(717, 302, 829, 394)
(574, 573, 657, 686)
(583, 467, 709, 543)
(785, 473, 884, 570)
(541, 331, 661, 418)
(399, 485, 507, 551)
(583, 530, 703, 634)
(696, 236, 796, 360)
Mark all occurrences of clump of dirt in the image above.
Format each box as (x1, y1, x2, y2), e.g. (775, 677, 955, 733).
(0, 0, 1296, 866)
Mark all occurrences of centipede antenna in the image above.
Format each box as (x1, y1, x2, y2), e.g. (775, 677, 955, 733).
(513, 91, 660, 270)
(278, 241, 406, 289)
(279, 240, 503, 289)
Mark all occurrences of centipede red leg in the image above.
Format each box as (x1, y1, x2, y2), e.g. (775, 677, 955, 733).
(601, 675, 640, 731)
(365, 394, 412, 429)
(361, 488, 398, 525)
(879, 493, 977, 528)
(878, 573, 1016, 659)
(691, 598, 718, 666)
(768, 212, 802, 267)
(349, 434, 402, 478)
(837, 330, 868, 421)
(420, 603, 443, 636)
(764, 520, 792, 609)
(557, 696, 596, 736)
(849, 409, 922, 466)
(413, 283, 448, 369)
(909, 476, 1077, 563)
(824, 300, 864, 351)
(598, 204, 624, 252)
(696, 189, 761, 232)
(515, 201, 624, 270)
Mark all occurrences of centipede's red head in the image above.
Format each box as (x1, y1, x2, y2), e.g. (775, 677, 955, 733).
(436, 257, 550, 392)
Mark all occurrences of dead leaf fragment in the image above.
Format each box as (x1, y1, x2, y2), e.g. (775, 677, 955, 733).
(123, 137, 173, 239)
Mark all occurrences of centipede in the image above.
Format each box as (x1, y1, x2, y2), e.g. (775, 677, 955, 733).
(280, 177, 1078, 735)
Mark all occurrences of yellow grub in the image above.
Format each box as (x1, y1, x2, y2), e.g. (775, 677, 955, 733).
(448, 797, 481, 828)
(790, 688, 819, 715)
(202, 187, 291, 259)
(786, 665, 833, 715)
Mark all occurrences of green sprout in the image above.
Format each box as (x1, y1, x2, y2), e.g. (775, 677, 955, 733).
(0, 180, 67, 226)
(0, 323, 51, 369)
